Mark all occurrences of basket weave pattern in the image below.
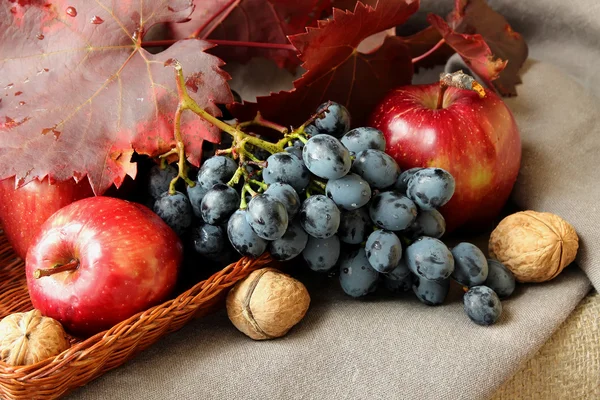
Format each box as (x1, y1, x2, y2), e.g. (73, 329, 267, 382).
(0, 232, 273, 399)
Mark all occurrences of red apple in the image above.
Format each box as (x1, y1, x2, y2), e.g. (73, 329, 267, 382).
(26, 196, 182, 336)
(369, 84, 521, 232)
(0, 177, 94, 259)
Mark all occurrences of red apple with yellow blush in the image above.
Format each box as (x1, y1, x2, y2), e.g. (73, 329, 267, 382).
(26, 196, 182, 336)
(0, 177, 94, 259)
(369, 82, 521, 232)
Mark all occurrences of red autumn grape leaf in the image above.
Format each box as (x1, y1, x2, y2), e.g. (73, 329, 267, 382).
(0, 0, 233, 195)
(231, 0, 418, 128)
(428, 14, 506, 91)
(447, 0, 528, 96)
(169, 0, 332, 70)
(402, 25, 455, 70)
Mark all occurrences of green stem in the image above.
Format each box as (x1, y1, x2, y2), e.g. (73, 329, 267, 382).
(240, 185, 249, 209)
(168, 105, 195, 194)
(227, 167, 244, 186)
(244, 183, 258, 197)
(249, 179, 268, 190)
(311, 179, 326, 190)
(237, 112, 289, 135)
(276, 132, 307, 148)
(171, 62, 285, 156)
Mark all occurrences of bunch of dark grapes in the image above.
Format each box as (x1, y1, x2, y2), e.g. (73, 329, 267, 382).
(148, 101, 517, 326)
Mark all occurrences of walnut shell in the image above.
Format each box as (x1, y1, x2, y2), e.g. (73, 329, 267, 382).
(0, 310, 70, 366)
(226, 268, 310, 340)
(489, 211, 579, 282)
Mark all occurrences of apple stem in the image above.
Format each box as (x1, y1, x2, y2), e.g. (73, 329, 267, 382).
(436, 83, 449, 110)
(34, 259, 79, 279)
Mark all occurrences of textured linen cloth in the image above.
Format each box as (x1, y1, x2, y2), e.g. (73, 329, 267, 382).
(69, 0, 599, 398)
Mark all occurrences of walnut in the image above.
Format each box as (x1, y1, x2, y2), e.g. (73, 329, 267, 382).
(226, 268, 310, 340)
(0, 310, 70, 366)
(489, 211, 579, 283)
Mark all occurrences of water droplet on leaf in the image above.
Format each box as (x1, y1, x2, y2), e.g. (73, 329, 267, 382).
(36, 33, 44, 40)
(19, 101, 25, 106)
(66, 6, 77, 17)
(14, 91, 23, 96)
(4, 83, 14, 90)
(90, 15, 104, 24)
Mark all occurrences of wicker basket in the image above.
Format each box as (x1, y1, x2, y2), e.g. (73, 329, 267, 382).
(0, 231, 274, 399)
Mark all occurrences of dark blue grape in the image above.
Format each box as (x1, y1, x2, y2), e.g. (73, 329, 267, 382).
(463, 286, 502, 326)
(269, 221, 309, 261)
(263, 152, 310, 192)
(413, 275, 450, 306)
(300, 195, 340, 239)
(394, 167, 424, 194)
(405, 237, 454, 281)
(264, 183, 301, 220)
(325, 173, 371, 210)
(246, 194, 289, 240)
(192, 223, 225, 256)
(406, 168, 455, 210)
(197, 156, 238, 190)
(383, 259, 412, 293)
(407, 209, 446, 239)
(338, 208, 371, 244)
(365, 230, 402, 273)
(451, 242, 488, 287)
(352, 149, 400, 189)
(339, 248, 379, 297)
(484, 259, 516, 298)
(203, 241, 238, 265)
(200, 183, 240, 225)
(148, 164, 178, 199)
(284, 146, 303, 160)
(227, 209, 268, 258)
(302, 235, 340, 272)
(303, 124, 320, 137)
(153, 191, 193, 236)
(314, 102, 351, 138)
(341, 127, 386, 155)
(302, 135, 351, 180)
(186, 183, 209, 218)
(369, 191, 417, 231)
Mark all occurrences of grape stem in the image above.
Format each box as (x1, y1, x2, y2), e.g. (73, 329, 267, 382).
(249, 179, 268, 191)
(169, 61, 307, 159)
(240, 185, 249, 209)
(237, 112, 289, 135)
(307, 181, 325, 195)
(311, 179, 326, 190)
(244, 183, 258, 197)
(227, 167, 244, 186)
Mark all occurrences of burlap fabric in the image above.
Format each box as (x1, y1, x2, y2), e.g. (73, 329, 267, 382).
(494, 291, 599, 400)
(68, 0, 600, 398)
